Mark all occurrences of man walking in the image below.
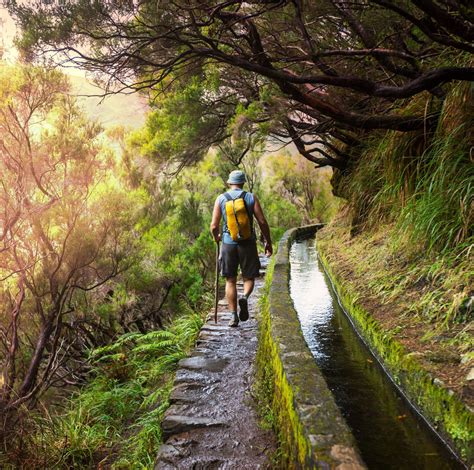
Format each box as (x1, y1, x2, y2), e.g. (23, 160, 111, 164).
(210, 170, 273, 327)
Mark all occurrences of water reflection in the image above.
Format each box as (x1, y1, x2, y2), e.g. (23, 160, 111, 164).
(289, 238, 463, 470)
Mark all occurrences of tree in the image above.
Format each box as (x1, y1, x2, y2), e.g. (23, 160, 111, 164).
(0, 65, 138, 418)
(7, 0, 474, 170)
(265, 152, 337, 223)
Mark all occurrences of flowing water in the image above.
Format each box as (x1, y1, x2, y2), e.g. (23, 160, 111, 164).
(289, 237, 464, 470)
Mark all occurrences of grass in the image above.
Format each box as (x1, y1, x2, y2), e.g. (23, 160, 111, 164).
(10, 306, 204, 469)
(327, 80, 473, 326)
(345, 82, 473, 256)
(317, 214, 473, 402)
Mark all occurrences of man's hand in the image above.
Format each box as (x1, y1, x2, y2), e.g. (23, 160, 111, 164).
(264, 241, 273, 257)
(210, 197, 222, 243)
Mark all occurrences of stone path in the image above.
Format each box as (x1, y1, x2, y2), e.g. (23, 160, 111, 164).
(155, 256, 276, 470)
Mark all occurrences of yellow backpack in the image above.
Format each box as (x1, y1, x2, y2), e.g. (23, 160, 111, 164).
(223, 191, 252, 242)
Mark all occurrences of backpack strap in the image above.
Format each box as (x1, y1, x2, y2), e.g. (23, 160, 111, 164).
(238, 191, 254, 234)
(223, 191, 246, 201)
(225, 190, 249, 215)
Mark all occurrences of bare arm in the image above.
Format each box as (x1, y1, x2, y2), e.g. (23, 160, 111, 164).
(210, 197, 222, 242)
(253, 196, 273, 256)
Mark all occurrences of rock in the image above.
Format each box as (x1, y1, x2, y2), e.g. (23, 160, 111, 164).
(161, 415, 228, 440)
(169, 383, 202, 404)
(466, 368, 474, 381)
(201, 324, 229, 332)
(154, 437, 196, 469)
(178, 356, 229, 372)
(172, 381, 202, 390)
(189, 350, 209, 357)
(154, 461, 176, 470)
(198, 332, 226, 343)
(188, 459, 227, 469)
(168, 382, 217, 404)
(174, 369, 220, 385)
(330, 444, 366, 469)
(156, 443, 183, 461)
(425, 350, 459, 364)
(199, 325, 229, 337)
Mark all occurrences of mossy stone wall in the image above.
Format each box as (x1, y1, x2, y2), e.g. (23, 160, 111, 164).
(256, 224, 365, 469)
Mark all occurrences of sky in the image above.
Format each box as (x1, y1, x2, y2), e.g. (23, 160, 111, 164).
(0, 5, 17, 62)
(0, 5, 148, 129)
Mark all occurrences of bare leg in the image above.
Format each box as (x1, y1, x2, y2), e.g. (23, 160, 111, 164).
(226, 277, 237, 312)
(243, 277, 255, 298)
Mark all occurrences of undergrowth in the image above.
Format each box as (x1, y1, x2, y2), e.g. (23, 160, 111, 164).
(253, 263, 276, 432)
(335, 81, 473, 328)
(347, 82, 473, 256)
(13, 305, 205, 469)
(317, 81, 473, 412)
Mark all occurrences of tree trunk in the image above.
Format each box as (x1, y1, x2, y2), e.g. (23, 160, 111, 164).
(17, 319, 54, 400)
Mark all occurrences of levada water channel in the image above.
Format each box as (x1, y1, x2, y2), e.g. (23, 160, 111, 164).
(289, 237, 465, 469)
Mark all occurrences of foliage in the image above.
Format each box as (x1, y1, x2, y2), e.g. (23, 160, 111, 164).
(0, 61, 336, 468)
(9, 0, 474, 173)
(129, 74, 232, 169)
(3, 311, 204, 469)
(0, 64, 142, 412)
(398, 84, 473, 253)
(340, 82, 473, 254)
(263, 153, 341, 225)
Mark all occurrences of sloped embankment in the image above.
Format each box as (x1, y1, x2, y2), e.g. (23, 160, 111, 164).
(317, 222, 473, 464)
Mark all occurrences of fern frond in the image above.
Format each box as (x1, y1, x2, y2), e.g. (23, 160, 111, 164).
(132, 340, 178, 355)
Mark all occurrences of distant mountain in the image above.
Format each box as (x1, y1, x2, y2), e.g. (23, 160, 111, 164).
(68, 74, 148, 129)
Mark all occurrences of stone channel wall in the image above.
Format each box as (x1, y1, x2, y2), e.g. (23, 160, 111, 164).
(256, 224, 366, 469)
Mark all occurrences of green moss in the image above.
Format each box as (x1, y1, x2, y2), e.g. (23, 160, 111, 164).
(255, 260, 312, 467)
(317, 245, 474, 463)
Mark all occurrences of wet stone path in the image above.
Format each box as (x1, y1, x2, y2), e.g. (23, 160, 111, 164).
(155, 256, 276, 469)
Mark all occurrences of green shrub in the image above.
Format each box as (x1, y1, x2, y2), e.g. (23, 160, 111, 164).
(28, 311, 204, 469)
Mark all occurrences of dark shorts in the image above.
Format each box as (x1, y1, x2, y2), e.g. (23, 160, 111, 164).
(220, 240, 260, 279)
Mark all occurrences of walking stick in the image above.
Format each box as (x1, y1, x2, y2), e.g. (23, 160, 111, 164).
(214, 241, 220, 324)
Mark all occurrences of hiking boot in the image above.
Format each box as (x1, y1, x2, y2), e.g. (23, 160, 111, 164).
(229, 312, 239, 327)
(238, 296, 249, 321)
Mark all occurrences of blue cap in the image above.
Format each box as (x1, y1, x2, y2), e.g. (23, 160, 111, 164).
(227, 170, 246, 184)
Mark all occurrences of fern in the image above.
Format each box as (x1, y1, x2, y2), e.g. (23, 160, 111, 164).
(132, 340, 178, 355)
(134, 330, 176, 343)
(36, 311, 204, 467)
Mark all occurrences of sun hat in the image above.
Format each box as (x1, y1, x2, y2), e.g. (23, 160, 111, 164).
(227, 170, 246, 185)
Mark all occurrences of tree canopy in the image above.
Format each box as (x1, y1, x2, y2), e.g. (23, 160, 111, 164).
(0, 64, 142, 412)
(8, 0, 474, 170)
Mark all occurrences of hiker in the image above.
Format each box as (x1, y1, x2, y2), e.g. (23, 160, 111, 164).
(210, 170, 273, 327)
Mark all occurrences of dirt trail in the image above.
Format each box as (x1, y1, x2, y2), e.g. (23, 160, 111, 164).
(155, 256, 276, 469)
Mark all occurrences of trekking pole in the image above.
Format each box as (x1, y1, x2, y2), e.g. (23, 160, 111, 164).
(214, 241, 220, 324)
